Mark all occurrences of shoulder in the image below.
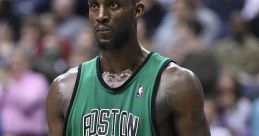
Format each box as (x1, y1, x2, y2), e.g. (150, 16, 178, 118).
(47, 67, 79, 115)
(159, 62, 204, 113)
(50, 66, 79, 99)
(160, 62, 201, 90)
(52, 67, 79, 88)
(46, 67, 80, 135)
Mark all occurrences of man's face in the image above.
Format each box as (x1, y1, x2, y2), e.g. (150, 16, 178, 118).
(88, 0, 136, 50)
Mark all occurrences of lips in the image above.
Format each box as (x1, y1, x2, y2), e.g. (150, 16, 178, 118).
(95, 25, 112, 33)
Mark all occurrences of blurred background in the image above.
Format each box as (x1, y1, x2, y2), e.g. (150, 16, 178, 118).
(0, 0, 259, 136)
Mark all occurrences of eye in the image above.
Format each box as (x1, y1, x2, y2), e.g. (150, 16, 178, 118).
(89, 2, 99, 10)
(109, 1, 119, 9)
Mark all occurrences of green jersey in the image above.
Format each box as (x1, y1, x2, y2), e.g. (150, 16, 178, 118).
(64, 53, 171, 136)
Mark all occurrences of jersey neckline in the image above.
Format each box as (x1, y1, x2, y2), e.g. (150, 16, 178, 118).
(96, 52, 154, 92)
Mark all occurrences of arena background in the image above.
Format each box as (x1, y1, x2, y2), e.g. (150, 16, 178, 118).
(0, 0, 259, 136)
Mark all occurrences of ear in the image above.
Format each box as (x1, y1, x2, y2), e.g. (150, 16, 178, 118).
(134, 2, 145, 20)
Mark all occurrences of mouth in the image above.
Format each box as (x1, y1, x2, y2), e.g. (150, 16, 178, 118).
(96, 30, 112, 34)
(95, 25, 112, 33)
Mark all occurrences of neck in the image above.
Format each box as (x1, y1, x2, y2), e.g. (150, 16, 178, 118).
(99, 40, 149, 74)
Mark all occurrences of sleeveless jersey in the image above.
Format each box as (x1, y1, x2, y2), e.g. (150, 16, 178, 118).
(64, 53, 171, 136)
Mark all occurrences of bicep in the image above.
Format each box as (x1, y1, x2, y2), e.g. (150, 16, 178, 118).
(174, 109, 210, 136)
(46, 81, 64, 136)
(168, 70, 210, 136)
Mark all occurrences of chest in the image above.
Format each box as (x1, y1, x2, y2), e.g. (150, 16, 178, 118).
(65, 75, 157, 136)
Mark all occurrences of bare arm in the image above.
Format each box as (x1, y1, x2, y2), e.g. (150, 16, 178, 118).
(163, 65, 210, 136)
(46, 67, 78, 136)
(46, 79, 64, 136)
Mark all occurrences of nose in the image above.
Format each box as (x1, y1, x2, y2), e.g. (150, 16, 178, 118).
(96, 6, 109, 23)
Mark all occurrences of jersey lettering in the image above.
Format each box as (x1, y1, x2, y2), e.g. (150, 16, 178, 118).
(83, 109, 139, 136)
(91, 109, 99, 135)
(128, 113, 139, 136)
(98, 109, 110, 135)
(111, 109, 120, 136)
(119, 111, 128, 136)
(83, 114, 91, 135)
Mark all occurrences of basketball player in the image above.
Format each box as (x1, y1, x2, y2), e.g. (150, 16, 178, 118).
(46, 0, 211, 135)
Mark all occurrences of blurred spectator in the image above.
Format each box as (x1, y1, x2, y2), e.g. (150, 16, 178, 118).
(194, 0, 221, 45)
(212, 12, 259, 100)
(68, 49, 94, 68)
(0, 1, 16, 30)
(0, 65, 11, 96)
(39, 13, 58, 35)
(159, 17, 219, 95)
(39, 13, 71, 59)
(0, 90, 1, 136)
(8, 0, 49, 38)
(10, 0, 50, 18)
(0, 66, 10, 98)
(141, 0, 167, 38)
(1, 48, 48, 135)
(73, 26, 97, 56)
(0, 0, 9, 15)
(33, 34, 68, 83)
(17, 16, 44, 58)
(204, 0, 244, 36)
(242, 0, 259, 40)
(164, 17, 204, 63)
(249, 14, 259, 38)
(204, 98, 232, 136)
(153, 0, 220, 54)
(251, 98, 259, 136)
(213, 12, 259, 77)
(0, 0, 11, 20)
(0, 65, 11, 136)
(31, 13, 73, 82)
(242, 0, 259, 21)
(52, 0, 87, 45)
(75, 0, 89, 17)
(181, 51, 219, 96)
(0, 62, 10, 133)
(156, 0, 174, 10)
(204, 0, 244, 23)
(216, 72, 251, 136)
(0, 22, 14, 66)
(67, 25, 97, 68)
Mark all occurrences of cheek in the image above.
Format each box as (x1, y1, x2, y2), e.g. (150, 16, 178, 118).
(113, 21, 132, 37)
(114, 14, 133, 29)
(112, 10, 133, 24)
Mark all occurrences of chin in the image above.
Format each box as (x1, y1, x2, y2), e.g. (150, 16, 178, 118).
(97, 41, 118, 51)
(96, 33, 127, 51)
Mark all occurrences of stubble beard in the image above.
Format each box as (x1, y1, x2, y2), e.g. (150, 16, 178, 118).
(97, 41, 120, 51)
(96, 24, 133, 52)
